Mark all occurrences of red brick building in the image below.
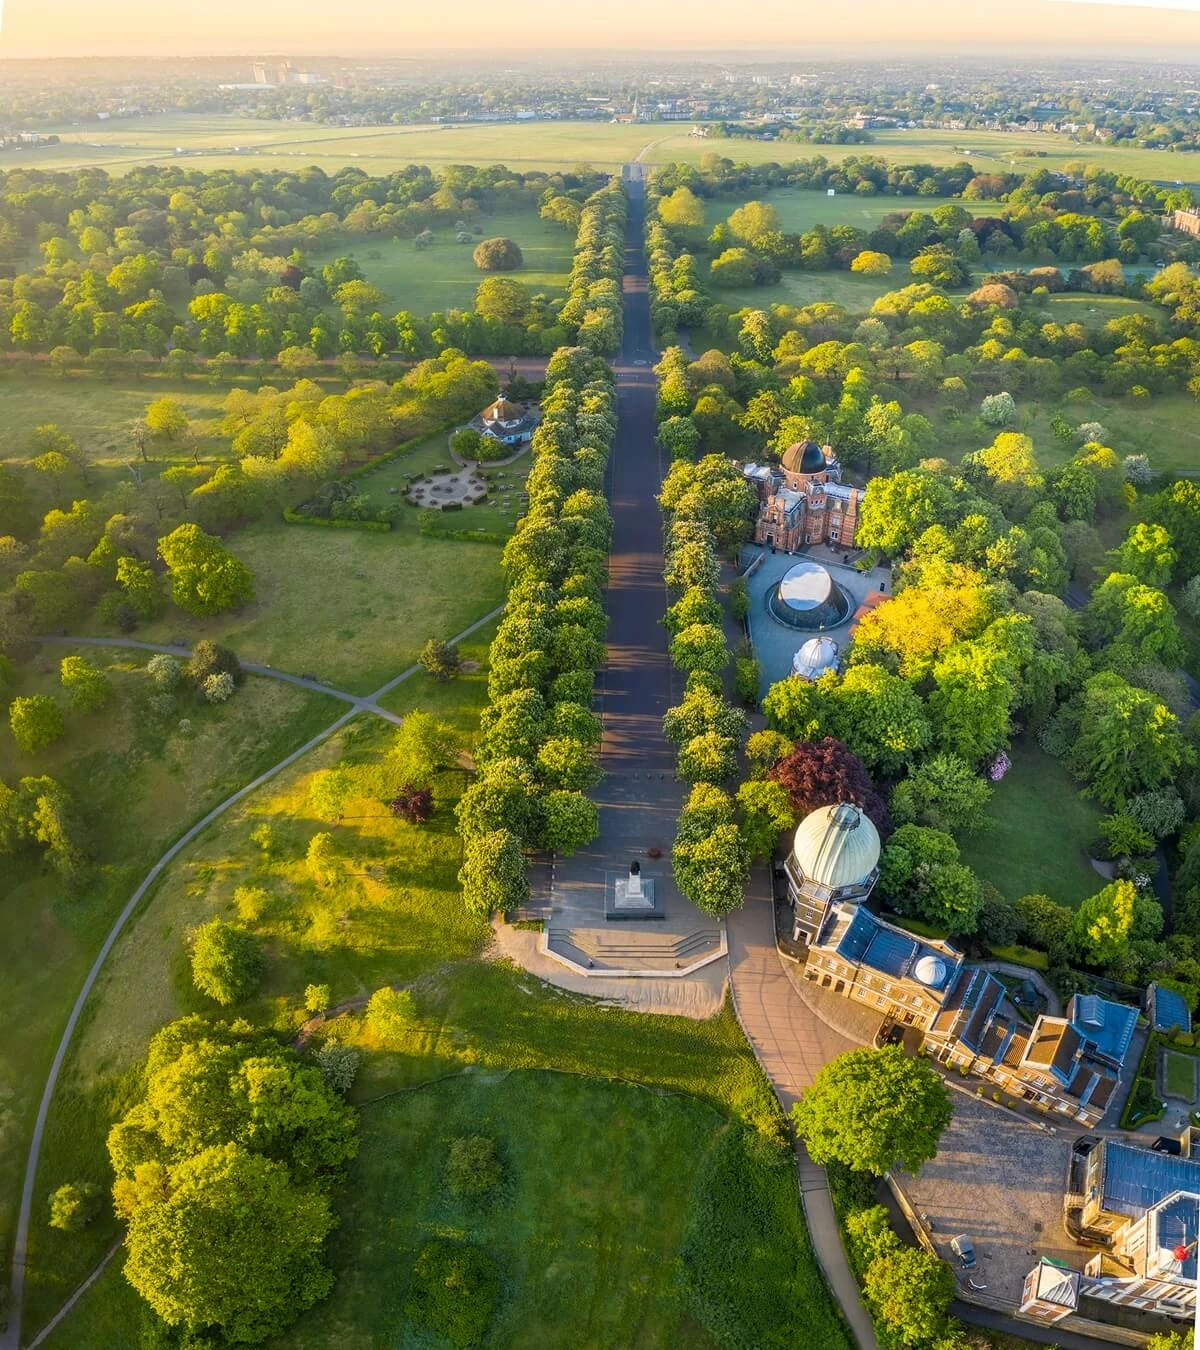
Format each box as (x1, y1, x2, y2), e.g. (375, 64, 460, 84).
(748, 440, 865, 552)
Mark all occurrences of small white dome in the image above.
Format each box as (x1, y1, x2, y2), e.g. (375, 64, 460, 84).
(792, 636, 839, 681)
(913, 955, 949, 988)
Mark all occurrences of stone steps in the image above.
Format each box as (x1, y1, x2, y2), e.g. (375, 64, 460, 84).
(548, 925, 720, 961)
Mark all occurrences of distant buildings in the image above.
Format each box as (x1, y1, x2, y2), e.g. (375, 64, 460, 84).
(1169, 207, 1200, 238)
(470, 397, 540, 448)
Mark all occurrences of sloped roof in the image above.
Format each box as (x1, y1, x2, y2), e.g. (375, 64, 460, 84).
(1068, 993, 1138, 1069)
(1150, 983, 1192, 1034)
(791, 803, 880, 891)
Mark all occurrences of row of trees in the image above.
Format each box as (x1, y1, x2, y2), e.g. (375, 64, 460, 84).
(455, 345, 618, 917)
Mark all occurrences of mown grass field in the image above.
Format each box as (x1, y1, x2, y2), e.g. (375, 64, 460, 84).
(117, 515, 508, 694)
(957, 741, 1103, 910)
(0, 646, 341, 1300)
(12, 115, 1200, 183)
(26, 657, 848, 1349)
(312, 207, 575, 314)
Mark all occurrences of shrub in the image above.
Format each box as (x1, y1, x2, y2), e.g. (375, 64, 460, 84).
(728, 576, 750, 622)
(313, 1039, 359, 1095)
(404, 1240, 501, 1348)
(147, 692, 176, 719)
(1124, 454, 1153, 486)
(304, 983, 332, 1014)
(190, 920, 264, 1006)
(390, 786, 433, 823)
(203, 671, 235, 703)
(146, 653, 182, 690)
(419, 638, 462, 681)
(188, 640, 241, 686)
(733, 655, 760, 706)
(979, 391, 1016, 427)
(1181, 576, 1200, 623)
(445, 1135, 503, 1198)
(48, 1181, 102, 1232)
(233, 884, 269, 923)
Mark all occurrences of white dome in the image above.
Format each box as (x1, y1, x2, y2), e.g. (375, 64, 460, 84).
(790, 803, 881, 891)
(792, 636, 839, 681)
(913, 955, 949, 988)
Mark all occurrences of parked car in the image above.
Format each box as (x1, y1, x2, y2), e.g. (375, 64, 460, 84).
(950, 1235, 976, 1269)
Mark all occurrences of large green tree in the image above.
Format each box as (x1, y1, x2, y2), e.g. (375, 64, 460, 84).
(118, 1143, 335, 1345)
(791, 1046, 952, 1175)
(157, 523, 254, 617)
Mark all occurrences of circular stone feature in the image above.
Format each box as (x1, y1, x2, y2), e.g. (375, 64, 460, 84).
(767, 560, 851, 631)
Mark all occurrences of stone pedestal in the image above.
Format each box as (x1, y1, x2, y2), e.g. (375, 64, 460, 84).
(605, 872, 664, 921)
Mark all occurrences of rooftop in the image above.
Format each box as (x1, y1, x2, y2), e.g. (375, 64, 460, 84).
(780, 439, 827, 476)
(1100, 1139, 1200, 1221)
(791, 802, 881, 893)
(1150, 983, 1192, 1034)
(1068, 993, 1139, 1069)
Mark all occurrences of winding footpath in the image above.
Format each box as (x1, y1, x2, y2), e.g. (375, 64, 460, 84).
(4, 604, 504, 1350)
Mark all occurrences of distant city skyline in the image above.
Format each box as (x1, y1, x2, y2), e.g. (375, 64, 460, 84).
(2, 0, 1200, 58)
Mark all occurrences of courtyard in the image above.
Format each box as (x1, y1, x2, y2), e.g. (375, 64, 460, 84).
(740, 543, 892, 696)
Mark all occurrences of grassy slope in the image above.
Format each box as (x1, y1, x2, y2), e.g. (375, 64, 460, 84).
(27, 655, 847, 1349)
(310, 208, 574, 314)
(0, 646, 341, 1298)
(120, 517, 507, 694)
(957, 741, 1103, 910)
(12, 116, 1200, 182)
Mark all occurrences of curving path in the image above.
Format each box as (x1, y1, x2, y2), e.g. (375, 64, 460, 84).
(5, 603, 506, 1350)
(32, 634, 406, 726)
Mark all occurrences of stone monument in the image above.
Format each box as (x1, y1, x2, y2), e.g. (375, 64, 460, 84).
(607, 858, 662, 920)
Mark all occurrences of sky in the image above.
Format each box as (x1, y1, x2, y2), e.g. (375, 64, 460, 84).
(2, 0, 1200, 57)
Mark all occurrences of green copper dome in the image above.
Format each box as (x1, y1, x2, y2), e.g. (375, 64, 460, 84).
(790, 803, 880, 891)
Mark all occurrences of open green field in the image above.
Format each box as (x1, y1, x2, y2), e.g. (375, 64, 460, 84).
(315, 207, 574, 314)
(704, 191, 991, 236)
(0, 645, 341, 1297)
(1165, 1050, 1197, 1100)
(11, 115, 1200, 184)
(957, 741, 1103, 910)
(117, 516, 508, 694)
(24, 657, 846, 1347)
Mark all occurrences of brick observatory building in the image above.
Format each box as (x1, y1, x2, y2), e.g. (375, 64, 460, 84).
(747, 440, 866, 552)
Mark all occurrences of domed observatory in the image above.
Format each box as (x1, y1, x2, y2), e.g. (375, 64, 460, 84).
(784, 802, 880, 945)
(767, 560, 851, 632)
(791, 635, 839, 682)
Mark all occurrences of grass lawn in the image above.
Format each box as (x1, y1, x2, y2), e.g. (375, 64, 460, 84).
(15, 116, 1200, 184)
(704, 190, 991, 236)
(116, 516, 508, 694)
(24, 652, 847, 1348)
(0, 645, 342, 1302)
(355, 429, 531, 536)
(957, 741, 1103, 910)
(310, 209, 574, 315)
(1165, 1050, 1197, 1100)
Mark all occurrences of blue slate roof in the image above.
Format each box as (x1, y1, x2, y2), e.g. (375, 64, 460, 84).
(1151, 983, 1192, 1034)
(1101, 1140, 1200, 1220)
(1068, 994, 1138, 1069)
(833, 906, 954, 989)
(835, 906, 877, 964)
(863, 925, 920, 980)
(1151, 1192, 1200, 1283)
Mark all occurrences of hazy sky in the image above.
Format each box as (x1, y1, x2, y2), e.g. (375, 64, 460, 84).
(3, 0, 1200, 57)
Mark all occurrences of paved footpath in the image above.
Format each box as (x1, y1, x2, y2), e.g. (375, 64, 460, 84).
(727, 892, 880, 1350)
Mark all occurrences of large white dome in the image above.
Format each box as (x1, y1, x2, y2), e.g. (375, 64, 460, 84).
(790, 803, 881, 891)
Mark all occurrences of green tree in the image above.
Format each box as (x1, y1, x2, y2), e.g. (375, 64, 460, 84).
(473, 237, 523, 272)
(1070, 671, 1188, 808)
(672, 784, 749, 916)
(445, 1135, 503, 1198)
(119, 1143, 335, 1344)
(736, 778, 794, 861)
(190, 920, 264, 1006)
(144, 397, 189, 441)
(157, 523, 254, 617)
(388, 711, 458, 789)
(677, 730, 738, 784)
(1072, 879, 1162, 967)
(9, 694, 65, 753)
(1116, 522, 1177, 588)
(59, 654, 113, 713)
(879, 823, 984, 934)
(366, 986, 416, 1045)
(539, 790, 599, 855)
(1015, 892, 1075, 959)
(459, 828, 527, 917)
(726, 200, 781, 244)
(670, 623, 729, 675)
(791, 1046, 952, 1175)
(863, 1245, 955, 1347)
(419, 638, 462, 681)
(890, 754, 991, 833)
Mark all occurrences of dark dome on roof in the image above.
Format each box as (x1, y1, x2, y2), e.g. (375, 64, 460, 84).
(781, 440, 826, 475)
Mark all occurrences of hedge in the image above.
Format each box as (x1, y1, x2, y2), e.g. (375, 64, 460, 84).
(419, 522, 509, 546)
(282, 507, 391, 532)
